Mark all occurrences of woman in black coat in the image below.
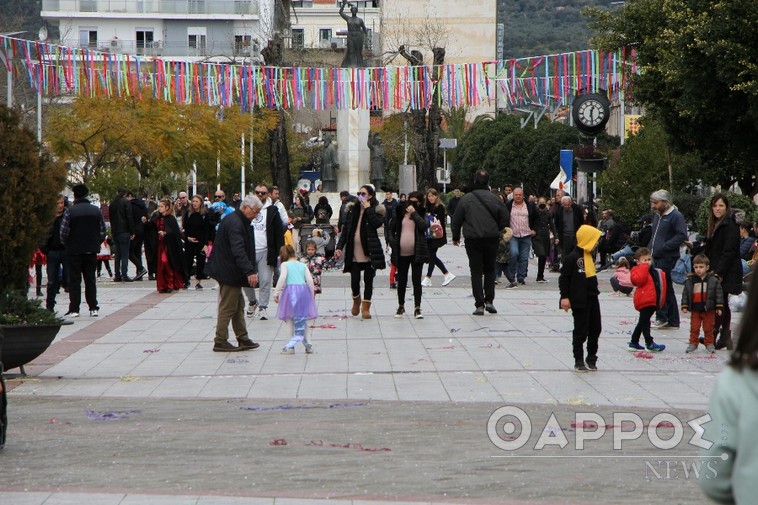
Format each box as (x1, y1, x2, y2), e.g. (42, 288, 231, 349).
(704, 193, 743, 350)
(335, 184, 386, 319)
(313, 196, 333, 225)
(389, 191, 429, 319)
(183, 195, 214, 289)
(422, 188, 455, 287)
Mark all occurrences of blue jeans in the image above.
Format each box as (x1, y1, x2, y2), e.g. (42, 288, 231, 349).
(508, 235, 532, 283)
(653, 256, 680, 326)
(45, 249, 67, 311)
(611, 245, 634, 263)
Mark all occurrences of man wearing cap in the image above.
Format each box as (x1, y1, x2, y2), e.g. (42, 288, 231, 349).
(648, 189, 688, 329)
(60, 184, 107, 317)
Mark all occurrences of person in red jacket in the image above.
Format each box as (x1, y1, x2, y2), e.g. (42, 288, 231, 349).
(628, 247, 666, 352)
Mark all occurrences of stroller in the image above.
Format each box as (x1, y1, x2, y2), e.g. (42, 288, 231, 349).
(298, 223, 336, 259)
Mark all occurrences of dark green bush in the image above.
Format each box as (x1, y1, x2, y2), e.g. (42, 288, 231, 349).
(0, 290, 62, 326)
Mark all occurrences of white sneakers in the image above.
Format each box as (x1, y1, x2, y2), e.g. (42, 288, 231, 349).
(422, 273, 457, 287)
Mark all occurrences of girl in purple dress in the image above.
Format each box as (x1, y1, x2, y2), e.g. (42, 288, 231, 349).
(274, 244, 319, 354)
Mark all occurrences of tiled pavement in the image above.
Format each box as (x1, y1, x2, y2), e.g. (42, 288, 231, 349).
(1, 243, 731, 504)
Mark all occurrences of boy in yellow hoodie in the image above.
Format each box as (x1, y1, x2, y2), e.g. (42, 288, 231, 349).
(559, 224, 603, 372)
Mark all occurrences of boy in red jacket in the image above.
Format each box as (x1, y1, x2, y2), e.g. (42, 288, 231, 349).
(628, 247, 666, 352)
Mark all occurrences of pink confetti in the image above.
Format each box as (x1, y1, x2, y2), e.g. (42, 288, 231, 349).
(309, 323, 337, 329)
(633, 351, 654, 359)
(143, 348, 160, 353)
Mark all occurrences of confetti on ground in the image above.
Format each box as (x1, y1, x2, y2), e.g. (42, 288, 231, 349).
(119, 376, 141, 382)
(86, 409, 141, 421)
(226, 358, 249, 364)
(143, 348, 160, 354)
(309, 323, 337, 329)
(633, 351, 654, 359)
(617, 320, 636, 326)
(49, 418, 72, 425)
(240, 402, 367, 412)
(479, 344, 502, 349)
(270, 438, 391, 452)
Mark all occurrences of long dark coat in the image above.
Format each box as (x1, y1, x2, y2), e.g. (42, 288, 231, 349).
(388, 202, 430, 266)
(336, 201, 386, 271)
(704, 214, 743, 295)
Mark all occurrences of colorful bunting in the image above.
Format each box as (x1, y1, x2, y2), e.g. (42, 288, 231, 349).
(0, 34, 634, 111)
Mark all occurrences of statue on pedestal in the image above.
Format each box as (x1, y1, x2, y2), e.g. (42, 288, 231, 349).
(339, 1, 367, 68)
(367, 131, 386, 191)
(321, 134, 339, 192)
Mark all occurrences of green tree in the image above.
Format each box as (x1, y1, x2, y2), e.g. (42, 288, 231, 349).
(0, 105, 67, 292)
(586, 0, 758, 198)
(596, 118, 702, 226)
(456, 114, 588, 196)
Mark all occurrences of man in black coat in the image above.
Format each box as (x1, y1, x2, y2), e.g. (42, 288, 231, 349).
(108, 188, 135, 281)
(451, 170, 509, 315)
(206, 194, 263, 352)
(60, 184, 106, 317)
(553, 195, 585, 267)
(127, 191, 149, 280)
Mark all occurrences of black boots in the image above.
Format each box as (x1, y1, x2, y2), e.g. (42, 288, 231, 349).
(714, 329, 734, 351)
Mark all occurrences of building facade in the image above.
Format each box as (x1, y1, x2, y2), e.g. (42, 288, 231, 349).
(41, 0, 276, 61)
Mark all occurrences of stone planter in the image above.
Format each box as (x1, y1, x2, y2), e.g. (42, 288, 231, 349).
(0, 324, 63, 372)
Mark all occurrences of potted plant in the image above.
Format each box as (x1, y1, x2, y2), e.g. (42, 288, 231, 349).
(0, 104, 68, 374)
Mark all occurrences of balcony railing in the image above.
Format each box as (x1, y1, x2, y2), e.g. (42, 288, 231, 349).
(80, 38, 261, 58)
(42, 0, 259, 16)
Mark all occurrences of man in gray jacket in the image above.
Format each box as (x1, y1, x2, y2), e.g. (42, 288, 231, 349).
(648, 189, 688, 329)
(451, 170, 509, 315)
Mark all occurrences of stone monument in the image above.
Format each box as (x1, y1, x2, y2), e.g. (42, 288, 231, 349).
(321, 133, 339, 192)
(367, 131, 386, 191)
(336, 0, 370, 193)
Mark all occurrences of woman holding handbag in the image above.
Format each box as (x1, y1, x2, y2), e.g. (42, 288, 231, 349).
(421, 189, 456, 287)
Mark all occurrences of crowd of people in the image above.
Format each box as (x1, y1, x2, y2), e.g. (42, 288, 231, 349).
(25, 171, 758, 505)
(32, 174, 756, 367)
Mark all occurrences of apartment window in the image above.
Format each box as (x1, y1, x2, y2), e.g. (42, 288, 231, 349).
(79, 29, 97, 49)
(234, 35, 253, 56)
(188, 27, 207, 54)
(319, 29, 332, 42)
(291, 29, 304, 50)
(364, 28, 372, 50)
(292, 1, 313, 6)
(136, 30, 154, 49)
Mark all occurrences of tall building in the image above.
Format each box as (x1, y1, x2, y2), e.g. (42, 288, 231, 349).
(40, 0, 276, 61)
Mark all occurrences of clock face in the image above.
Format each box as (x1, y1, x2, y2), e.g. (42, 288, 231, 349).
(577, 99, 606, 127)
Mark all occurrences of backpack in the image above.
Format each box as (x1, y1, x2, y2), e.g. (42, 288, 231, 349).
(650, 267, 668, 309)
(671, 253, 691, 285)
(428, 215, 444, 240)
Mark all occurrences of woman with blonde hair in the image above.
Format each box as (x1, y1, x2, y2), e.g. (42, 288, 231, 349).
(146, 199, 186, 293)
(421, 188, 456, 287)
